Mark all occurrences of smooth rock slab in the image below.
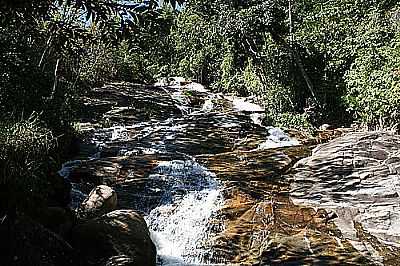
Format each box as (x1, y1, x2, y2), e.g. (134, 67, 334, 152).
(290, 132, 400, 263)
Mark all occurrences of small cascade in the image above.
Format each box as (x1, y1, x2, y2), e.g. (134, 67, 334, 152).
(144, 160, 224, 265)
(256, 127, 300, 150)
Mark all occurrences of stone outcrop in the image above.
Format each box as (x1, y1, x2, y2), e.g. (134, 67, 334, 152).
(291, 131, 400, 264)
(197, 146, 372, 265)
(78, 185, 117, 219)
(71, 209, 156, 266)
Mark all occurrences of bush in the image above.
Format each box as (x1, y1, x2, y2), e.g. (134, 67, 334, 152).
(345, 33, 400, 129)
(264, 112, 315, 132)
(0, 113, 57, 212)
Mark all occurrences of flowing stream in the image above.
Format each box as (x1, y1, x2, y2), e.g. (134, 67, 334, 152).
(59, 81, 399, 265)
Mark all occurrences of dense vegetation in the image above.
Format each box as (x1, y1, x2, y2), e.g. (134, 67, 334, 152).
(0, 0, 399, 229)
(0, 0, 183, 222)
(169, 0, 400, 129)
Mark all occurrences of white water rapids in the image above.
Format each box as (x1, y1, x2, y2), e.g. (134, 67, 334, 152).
(145, 160, 224, 265)
(59, 83, 301, 265)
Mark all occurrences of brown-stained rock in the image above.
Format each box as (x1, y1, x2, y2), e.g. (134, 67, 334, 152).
(71, 209, 156, 266)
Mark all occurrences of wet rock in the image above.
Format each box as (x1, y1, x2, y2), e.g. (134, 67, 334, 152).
(103, 255, 134, 266)
(210, 193, 370, 265)
(291, 131, 400, 263)
(196, 144, 378, 265)
(69, 159, 121, 186)
(67, 82, 347, 265)
(71, 209, 156, 266)
(79, 185, 117, 219)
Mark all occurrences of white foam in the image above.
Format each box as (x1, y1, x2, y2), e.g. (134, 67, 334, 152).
(201, 99, 214, 113)
(185, 82, 208, 92)
(232, 98, 264, 112)
(256, 127, 300, 150)
(147, 189, 223, 264)
(145, 160, 223, 265)
(110, 126, 129, 141)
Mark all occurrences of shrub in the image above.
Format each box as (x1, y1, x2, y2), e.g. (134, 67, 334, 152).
(0, 113, 56, 211)
(264, 112, 315, 132)
(345, 32, 400, 129)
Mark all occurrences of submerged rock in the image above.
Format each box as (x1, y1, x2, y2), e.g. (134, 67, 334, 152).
(71, 209, 156, 266)
(79, 185, 117, 219)
(291, 131, 400, 264)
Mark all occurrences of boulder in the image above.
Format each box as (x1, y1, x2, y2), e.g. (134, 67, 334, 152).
(71, 209, 156, 266)
(79, 185, 117, 219)
(291, 132, 400, 262)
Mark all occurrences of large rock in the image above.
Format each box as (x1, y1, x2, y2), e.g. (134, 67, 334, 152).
(290, 132, 400, 264)
(79, 185, 117, 219)
(71, 209, 156, 266)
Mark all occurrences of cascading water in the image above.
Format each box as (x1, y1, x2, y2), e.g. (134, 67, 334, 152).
(145, 160, 224, 265)
(255, 127, 300, 150)
(61, 82, 303, 265)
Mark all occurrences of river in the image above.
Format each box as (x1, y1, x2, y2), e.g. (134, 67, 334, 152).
(58, 81, 397, 265)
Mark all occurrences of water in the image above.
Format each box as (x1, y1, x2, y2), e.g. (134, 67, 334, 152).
(256, 127, 300, 150)
(147, 189, 223, 265)
(63, 82, 302, 265)
(143, 160, 224, 265)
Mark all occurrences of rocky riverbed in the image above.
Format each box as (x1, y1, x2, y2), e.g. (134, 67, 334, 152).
(59, 81, 400, 265)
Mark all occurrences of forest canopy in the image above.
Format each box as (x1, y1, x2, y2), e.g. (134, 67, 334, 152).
(0, 0, 400, 214)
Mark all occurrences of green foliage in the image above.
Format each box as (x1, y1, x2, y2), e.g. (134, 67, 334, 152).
(0, 113, 55, 183)
(293, 1, 400, 126)
(0, 0, 185, 215)
(0, 113, 57, 212)
(243, 60, 261, 94)
(263, 84, 296, 116)
(345, 32, 400, 129)
(172, 9, 223, 84)
(79, 41, 142, 85)
(170, 0, 400, 128)
(265, 112, 315, 132)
